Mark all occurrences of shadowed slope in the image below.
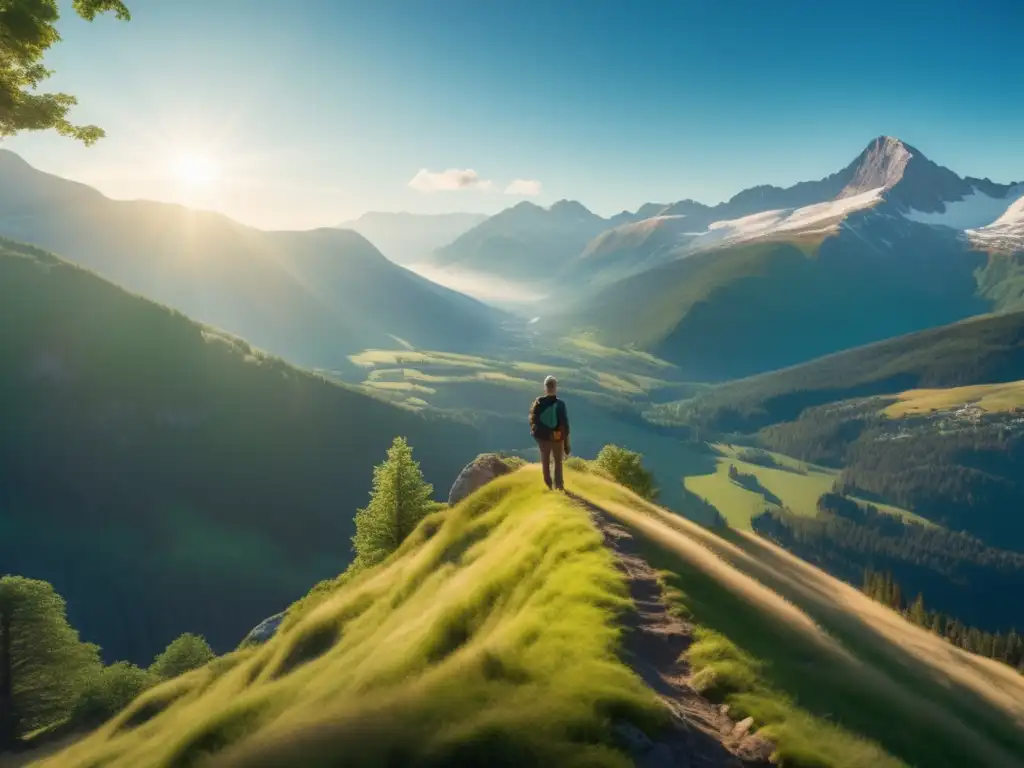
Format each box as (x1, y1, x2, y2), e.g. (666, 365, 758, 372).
(569, 472, 1024, 768)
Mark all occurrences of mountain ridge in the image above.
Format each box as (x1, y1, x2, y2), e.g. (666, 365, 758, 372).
(0, 236, 485, 664)
(0, 152, 505, 370)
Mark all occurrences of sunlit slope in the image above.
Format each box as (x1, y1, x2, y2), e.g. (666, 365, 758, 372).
(38, 474, 661, 768)
(884, 378, 1024, 417)
(570, 472, 1024, 768)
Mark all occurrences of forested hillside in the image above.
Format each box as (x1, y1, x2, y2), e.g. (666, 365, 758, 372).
(651, 309, 1024, 433)
(0, 238, 483, 665)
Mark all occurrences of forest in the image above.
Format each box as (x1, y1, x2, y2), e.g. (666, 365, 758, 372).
(752, 493, 1024, 636)
(759, 401, 1024, 549)
(860, 568, 1023, 673)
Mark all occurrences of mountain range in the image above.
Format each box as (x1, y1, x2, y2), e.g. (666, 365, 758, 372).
(539, 137, 1024, 378)
(0, 151, 504, 373)
(423, 199, 660, 281)
(335, 211, 486, 266)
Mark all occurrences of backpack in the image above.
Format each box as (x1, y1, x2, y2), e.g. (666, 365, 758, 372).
(536, 399, 562, 439)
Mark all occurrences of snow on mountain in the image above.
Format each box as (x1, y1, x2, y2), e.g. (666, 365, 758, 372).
(906, 184, 1024, 230)
(968, 194, 1024, 251)
(694, 186, 886, 250)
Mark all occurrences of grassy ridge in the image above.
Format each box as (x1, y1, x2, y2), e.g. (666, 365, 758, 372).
(571, 472, 1024, 767)
(38, 474, 661, 768)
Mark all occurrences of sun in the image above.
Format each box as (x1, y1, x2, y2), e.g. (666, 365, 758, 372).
(170, 152, 220, 186)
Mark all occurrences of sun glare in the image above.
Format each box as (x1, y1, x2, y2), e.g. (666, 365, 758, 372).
(170, 152, 220, 186)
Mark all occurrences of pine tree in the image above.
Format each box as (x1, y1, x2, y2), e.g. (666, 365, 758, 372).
(890, 576, 903, 612)
(351, 437, 435, 569)
(0, 576, 100, 747)
(908, 594, 927, 626)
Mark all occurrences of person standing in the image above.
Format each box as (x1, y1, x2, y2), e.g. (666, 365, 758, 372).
(529, 376, 571, 491)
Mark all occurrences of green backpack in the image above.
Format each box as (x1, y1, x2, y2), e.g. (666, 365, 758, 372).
(539, 400, 560, 430)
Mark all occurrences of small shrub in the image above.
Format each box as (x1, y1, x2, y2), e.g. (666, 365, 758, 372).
(594, 444, 658, 500)
(498, 453, 528, 471)
(565, 455, 590, 472)
(72, 662, 158, 727)
(150, 633, 216, 679)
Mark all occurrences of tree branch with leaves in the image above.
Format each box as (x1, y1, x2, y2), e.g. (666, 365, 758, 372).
(0, 0, 130, 145)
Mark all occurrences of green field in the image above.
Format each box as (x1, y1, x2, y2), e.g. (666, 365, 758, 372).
(684, 445, 930, 529)
(884, 379, 1024, 417)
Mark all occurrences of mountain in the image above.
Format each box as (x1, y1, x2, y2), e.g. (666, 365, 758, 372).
(38, 468, 1024, 768)
(548, 137, 1024, 378)
(0, 151, 504, 372)
(0, 237, 485, 665)
(427, 199, 616, 282)
(336, 211, 487, 265)
(565, 136, 1024, 287)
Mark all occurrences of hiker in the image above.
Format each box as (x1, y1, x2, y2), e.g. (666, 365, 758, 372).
(530, 375, 571, 490)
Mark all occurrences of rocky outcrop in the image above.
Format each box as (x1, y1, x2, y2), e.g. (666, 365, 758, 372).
(447, 453, 512, 506)
(241, 612, 285, 647)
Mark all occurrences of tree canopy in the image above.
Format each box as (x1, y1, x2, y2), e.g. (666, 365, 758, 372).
(149, 633, 214, 679)
(0, 0, 130, 145)
(0, 576, 100, 747)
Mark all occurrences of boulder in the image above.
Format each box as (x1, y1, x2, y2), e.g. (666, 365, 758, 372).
(447, 453, 512, 506)
(732, 716, 755, 739)
(241, 612, 285, 647)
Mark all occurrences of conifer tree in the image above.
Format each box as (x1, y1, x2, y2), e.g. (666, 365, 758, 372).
(351, 437, 434, 568)
(908, 593, 927, 626)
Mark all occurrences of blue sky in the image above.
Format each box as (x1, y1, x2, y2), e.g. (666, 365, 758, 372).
(8, 0, 1023, 229)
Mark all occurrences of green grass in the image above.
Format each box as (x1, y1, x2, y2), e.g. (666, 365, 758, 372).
(569, 471, 1024, 768)
(660, 590, 902, 768)
(39, 472, 661, 768)
(348, 343, 681, 405)
(883, 379, 1024, 417)
(684, 445, 933, 529)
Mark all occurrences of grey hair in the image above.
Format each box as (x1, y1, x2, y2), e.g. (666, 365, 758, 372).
(544, 375, 558, 392)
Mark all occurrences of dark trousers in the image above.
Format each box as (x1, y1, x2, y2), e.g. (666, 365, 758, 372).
(536, 438, 564, 490)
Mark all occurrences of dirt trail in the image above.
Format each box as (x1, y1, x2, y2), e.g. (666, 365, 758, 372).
(571, 493, 775, 768)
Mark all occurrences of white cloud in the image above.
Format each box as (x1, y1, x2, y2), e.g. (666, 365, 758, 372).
(408, 168, 492, 193)
(505, 178, 542, 196)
